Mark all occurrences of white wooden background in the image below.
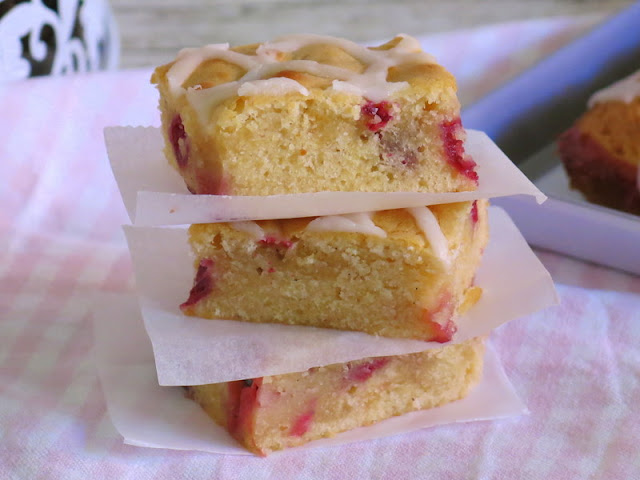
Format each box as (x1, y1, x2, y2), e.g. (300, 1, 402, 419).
(111, 0, 633, 69)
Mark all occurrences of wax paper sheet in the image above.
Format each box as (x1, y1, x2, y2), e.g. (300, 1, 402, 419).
(105, 127, 546, 225)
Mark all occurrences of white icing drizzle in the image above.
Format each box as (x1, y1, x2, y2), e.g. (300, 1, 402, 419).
(392, 34, 423, 52)
(588, 70, 640, 107)
(231, 221, 265, 239)
(237, 77, 310, 97)
(166, 33, 435, 124)
(406, 207, 450, 266)
(259, 34, 381, 63)
(187, 82, 243, 123)
(304, 207, 450, 266)
(168, 44, 260, 96)
(306, 212, 387, 238)
(241, 59, 355, 83)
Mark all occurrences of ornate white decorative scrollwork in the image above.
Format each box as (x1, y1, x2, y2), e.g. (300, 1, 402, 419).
(0, 0, 119, 81)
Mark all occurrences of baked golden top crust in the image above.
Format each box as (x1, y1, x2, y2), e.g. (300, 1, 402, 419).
(152, 34, 456, 111)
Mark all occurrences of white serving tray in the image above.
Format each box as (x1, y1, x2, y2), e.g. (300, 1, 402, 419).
(462, 2, 640, 276)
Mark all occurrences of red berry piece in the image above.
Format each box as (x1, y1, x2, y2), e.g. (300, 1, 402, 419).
(440, 118, 478, 183)
(428, 319, 457, 343)
(423, 291, 457, 343)
(346, 357, 390, 383)
(227, 378, 262, 443)
(361, 101, 393, 132)
(180, 259, 215, 309)
(258, 236, 295, 261)
(470, 200, 479, 225)
(169, 114, 190, 168)
(259, 236, 294, 249)
(289, 406, 315, 437)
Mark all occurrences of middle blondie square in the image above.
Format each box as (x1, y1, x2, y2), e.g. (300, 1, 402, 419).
(180, 200, 488, 342)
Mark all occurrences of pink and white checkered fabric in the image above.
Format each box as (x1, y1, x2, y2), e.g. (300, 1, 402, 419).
(1, 16, 639, 479)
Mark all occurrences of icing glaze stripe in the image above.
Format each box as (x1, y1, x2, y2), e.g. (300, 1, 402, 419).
(407, 207, 450, 265)
(231, 221, 265, 239)
(306, 212, 387, 238)
(588, 70, 640, 107)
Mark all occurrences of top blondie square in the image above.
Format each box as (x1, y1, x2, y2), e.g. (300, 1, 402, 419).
(151, 34, 478, 197)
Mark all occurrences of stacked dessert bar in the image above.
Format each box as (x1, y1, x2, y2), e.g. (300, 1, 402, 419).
(558, 69, 640, 216)
(149, 34, 491, 455)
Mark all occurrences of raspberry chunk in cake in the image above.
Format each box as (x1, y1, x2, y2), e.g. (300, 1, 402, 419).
(151, 34, 477, 195)
(180, 201, 488, 341)
(558, 70, 640, 215)
(184, 337, 485, 455)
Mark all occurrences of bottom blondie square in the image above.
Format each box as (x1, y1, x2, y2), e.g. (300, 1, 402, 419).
(185, 337, 485, 455)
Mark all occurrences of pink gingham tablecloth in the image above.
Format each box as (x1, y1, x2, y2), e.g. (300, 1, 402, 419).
(2, 16, 640, 479)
